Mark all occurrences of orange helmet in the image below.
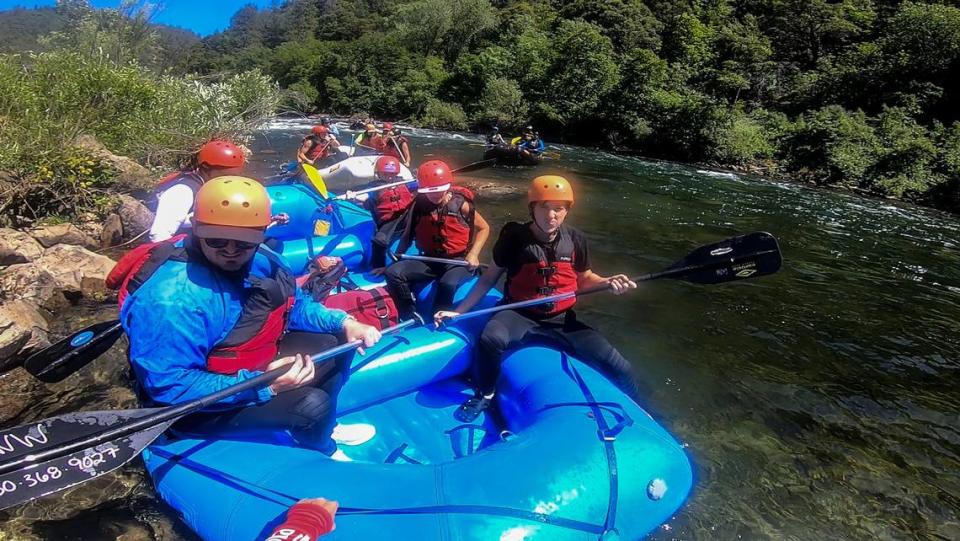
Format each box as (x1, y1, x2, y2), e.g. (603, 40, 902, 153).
(528, 175, 574, 206)
(193, 176, 271, 243)
(417, 160, 453, 193)
(197, 140, 246, 169)
(382, 122, 394, 132)
(311, 125, 329, 136)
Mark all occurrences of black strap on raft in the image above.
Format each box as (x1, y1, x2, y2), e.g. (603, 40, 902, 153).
(537, 401, 634, 442)
(384, 442, 422, 465)
(556, 352, 626, 539)
(444, 423, 488, 457)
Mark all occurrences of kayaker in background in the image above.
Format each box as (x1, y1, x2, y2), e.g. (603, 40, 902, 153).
(110, 177, 382, 461)
(516, 126, 545, 159)
(149, 140, 246, 243)
(319, 116, 340, 137)
(433, 175, 640, 422)
(354, 123, 385, 154)
(265, 498, 337, 540)
(386, 160, 490, 319)
(382, 123, 412, 167)
(486, 126, 505, 147)
(343, 155, 414, 270)
(297, 125, 342, 168)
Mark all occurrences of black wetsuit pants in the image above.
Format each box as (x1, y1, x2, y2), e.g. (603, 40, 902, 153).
(370, 214, 407, 269)
(172, 332, 347, 455)
(385, 259, 472, 317)
(474, 309, 642, 402)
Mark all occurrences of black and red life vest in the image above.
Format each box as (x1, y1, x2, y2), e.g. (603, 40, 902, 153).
(383, 136, 408, 161)
(106, 236, 295, 375)
(373, 182, 414, 223)
(505, 226, 579, 316)
(413, 186, 475, 258)
(156, 170, 203, 194)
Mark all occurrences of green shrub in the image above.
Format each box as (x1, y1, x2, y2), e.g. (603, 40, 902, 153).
(782, 105, 880, 186)
(707, 107, 776, 164)
(472, 77, 528, 129)
(867, 107, 942, 198)
(418, 98, 468, 130)
(0, 51, 279, 225)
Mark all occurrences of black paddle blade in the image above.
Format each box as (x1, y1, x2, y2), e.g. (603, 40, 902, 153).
(0, 409, 169, 510)
(663, 231, 783, 285)
(452, 158, 497, 174)
(23, 320, 123, 383)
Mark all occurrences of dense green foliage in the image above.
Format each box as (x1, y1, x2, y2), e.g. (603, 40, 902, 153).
(2, 0, 960, 210)
(0, 1, 279, 226)
(172, 0, 960, 210)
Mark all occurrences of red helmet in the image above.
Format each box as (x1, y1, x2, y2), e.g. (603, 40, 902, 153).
(382, 122, 394, 132)
(312, 125, 329, 136)
(197, 140, 245, 169)
(417, 160, 452, 193)
(375, 156, 402, 179)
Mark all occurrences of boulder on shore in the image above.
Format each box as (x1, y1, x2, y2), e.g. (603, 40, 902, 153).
(0, 228, 44, 266)
(73, 134, 153, 190)
(117, 194, 155, 241)
(0, 299, 50, 374)
(36, 244, 117, 299)
(29, 223, 99, 250)
(0, 244, 116, 307)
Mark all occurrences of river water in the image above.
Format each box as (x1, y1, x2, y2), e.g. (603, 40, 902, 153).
(2, 119, 958, 540)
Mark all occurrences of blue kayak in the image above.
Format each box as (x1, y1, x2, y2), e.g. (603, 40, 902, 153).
(143, 181, 694, 539)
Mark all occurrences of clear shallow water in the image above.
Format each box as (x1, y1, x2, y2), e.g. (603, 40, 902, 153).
(2, 119, 958, 540)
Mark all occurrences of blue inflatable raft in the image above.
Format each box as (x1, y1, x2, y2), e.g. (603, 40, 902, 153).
(142, 180, 693, 540)
(143, 329, 692, 541)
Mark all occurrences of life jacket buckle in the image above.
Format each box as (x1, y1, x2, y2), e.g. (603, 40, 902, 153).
(538, 266, 558, 277)
(537, 286, 555, 295)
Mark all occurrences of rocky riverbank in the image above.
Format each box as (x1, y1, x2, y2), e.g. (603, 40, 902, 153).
(0, 138, 155, 403)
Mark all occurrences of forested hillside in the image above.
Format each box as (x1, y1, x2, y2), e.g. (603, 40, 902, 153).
(3, 0, 959, 210)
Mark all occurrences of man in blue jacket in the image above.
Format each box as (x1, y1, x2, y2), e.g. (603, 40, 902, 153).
(112, 176, 381, 460)
(517, 126, 545, 159)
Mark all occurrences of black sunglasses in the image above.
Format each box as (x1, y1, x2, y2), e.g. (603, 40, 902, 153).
(202, 238, 258, 250)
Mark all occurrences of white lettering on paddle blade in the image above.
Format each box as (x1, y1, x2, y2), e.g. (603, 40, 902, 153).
(0, 424, 48, 455)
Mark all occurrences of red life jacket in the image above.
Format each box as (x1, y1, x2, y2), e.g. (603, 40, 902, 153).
(413, 186, 475, 258)
(297, 255, 399, 330)
(106, 236, 295, 375)
(505, 226, 579, 316)
(156, 170, 203, 195)
(373, 183, 414, 223)
(303, 135, 331, 161)
(324, 287, 398, 331)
